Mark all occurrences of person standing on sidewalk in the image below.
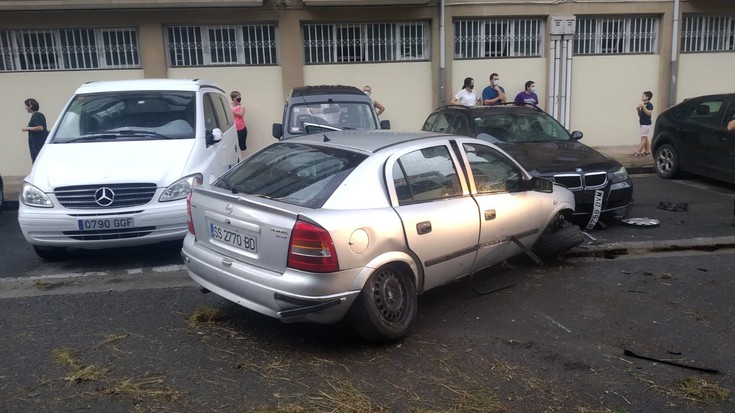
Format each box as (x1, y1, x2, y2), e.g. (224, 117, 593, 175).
(632, 91, 653, 157)
(451, 77, 480, 106)
(482, 73, 506, 106)
(230, 91, 248, 160)
(362, 85, 386, 117)
(21, 98, 48, 163)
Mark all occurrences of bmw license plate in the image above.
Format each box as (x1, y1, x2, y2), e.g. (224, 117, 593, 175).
(210, 222, 258, 253)
(78, 217, 135, 231)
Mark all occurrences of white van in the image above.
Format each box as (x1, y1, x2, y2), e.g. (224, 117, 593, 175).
(18, 79, 239, 259)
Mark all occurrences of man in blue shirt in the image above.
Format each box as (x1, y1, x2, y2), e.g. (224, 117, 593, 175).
(482, 73, 506, 106)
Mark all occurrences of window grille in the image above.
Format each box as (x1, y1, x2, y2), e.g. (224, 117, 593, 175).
(681, 15, 735, 52)
(454, 18, 543, 58)
(0, 28, 139, 72)
(166, 24, 278, 67)
(303, 22, 429, 64)
(574, 16, 658, 55)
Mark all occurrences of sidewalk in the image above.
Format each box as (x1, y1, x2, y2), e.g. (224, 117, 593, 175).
(1, 145, 655, 204)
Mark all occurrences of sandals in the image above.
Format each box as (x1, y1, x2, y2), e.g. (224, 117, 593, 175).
(629, 152, 641, 157)
(642, 152, 651, 156)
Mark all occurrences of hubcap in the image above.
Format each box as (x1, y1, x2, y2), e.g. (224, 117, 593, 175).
(373, 270, 405, 321)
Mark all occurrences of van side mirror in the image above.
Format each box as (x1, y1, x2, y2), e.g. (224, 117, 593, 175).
(206, 128, 223, 146)
(380, 119, 391, 130)
(272, 123, 283, 139)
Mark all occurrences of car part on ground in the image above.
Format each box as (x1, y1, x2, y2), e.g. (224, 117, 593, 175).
(181, 131, 578, 342)
(17, 79, 239, 260)
(421, 103, 633, 229)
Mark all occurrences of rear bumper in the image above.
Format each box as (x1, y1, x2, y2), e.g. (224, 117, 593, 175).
(181, 234, 362, 324)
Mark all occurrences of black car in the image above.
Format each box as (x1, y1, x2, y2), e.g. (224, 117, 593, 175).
(0, 174, 4, 212)
(422, 104, 633, 229)
(651, 93, 735, 184)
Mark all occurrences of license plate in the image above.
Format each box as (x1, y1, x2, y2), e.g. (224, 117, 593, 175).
(210, 222, 258, 253)
(78, 217, 135, 231)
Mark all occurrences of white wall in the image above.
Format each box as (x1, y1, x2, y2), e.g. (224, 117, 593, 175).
(677, 53, 735, 104)
(168, 66, 284, 157)
(304, 61, 433, 131)
(570, 54, 660, 147)
(0, 70, 144, 177)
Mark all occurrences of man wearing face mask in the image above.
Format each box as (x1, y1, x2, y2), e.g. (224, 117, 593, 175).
(482, 73, 506, 106)
(231, 90, 247, 159)
(362, 85, 385, 116)
(514, 80, 539, 107)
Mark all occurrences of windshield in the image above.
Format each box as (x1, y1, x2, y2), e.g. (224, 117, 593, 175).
(288, 102, 378, 135)
(51, 91, 196, 143)
(473, 111, 571, 143)
(216, 143, 367, 208)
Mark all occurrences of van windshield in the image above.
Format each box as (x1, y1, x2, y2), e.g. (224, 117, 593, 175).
(51, 91, 196, 143)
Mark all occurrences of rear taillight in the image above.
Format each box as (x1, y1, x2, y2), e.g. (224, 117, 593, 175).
(186, 191, 195, 235)
(287, 220, 339, 273)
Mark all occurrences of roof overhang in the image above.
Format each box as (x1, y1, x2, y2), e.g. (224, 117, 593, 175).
(0, 0, 263, 11)
(302, 0, 430, 5)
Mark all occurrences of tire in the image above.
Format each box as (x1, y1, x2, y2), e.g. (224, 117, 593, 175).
(655, 143, 680, 179)
(33, 245, 68, 261)
(349, 265, 417, 343)
(532, 222, 584, 260)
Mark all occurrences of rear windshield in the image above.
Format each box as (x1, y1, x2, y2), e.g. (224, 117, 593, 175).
(474, 111, 571, 143)
(51, 91, 195, 143)
(216, 143, 368, 208)
(288, 102, 378, 135)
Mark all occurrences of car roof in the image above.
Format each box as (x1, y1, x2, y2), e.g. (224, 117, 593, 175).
(432, 103, 545, 114)
(286, 130, 454, 153)
(74, 78, 223, 94)
(290, 85, 365, 98)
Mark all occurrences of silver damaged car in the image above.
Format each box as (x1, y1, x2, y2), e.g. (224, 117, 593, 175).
(182, 131, 581, 342)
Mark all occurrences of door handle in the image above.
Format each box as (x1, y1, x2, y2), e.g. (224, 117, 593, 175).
(416, 221, 432, 235)
(484, 209, 497, 221)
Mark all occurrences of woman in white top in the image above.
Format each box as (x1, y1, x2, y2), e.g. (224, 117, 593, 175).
(451, 77, 480, 106)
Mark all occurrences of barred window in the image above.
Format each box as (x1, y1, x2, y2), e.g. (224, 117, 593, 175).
(0, 28, 139, 72)
(574, 17, 658, 55)
(166, 24, 278, 67)
(303, 22, 429, 64)
(454, 18, 543, 59)
(681, 15, 735, 52)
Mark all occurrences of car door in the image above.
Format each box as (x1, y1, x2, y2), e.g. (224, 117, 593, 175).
(203, 92, 239, 179)
(457, 140, 548, 272)
(388, 142, 481, 292)
(674, 97, 731, 177)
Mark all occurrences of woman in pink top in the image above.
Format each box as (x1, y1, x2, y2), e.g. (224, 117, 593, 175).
(231, 91, 247, 159)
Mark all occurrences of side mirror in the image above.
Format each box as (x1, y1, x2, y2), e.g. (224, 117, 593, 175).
(380, 119, 391, 130)
(206, 128, 223, 146)
(530, 176, 554, 193)
(570, 130, 583, 140)
(272, 123, 283, 139)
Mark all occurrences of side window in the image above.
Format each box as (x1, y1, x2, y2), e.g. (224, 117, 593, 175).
(428, 113, 451, 133)
(392, 145, 462, 204)
(422, 113, 439, 131)
(205, 92, 230, 130)
(462, 143, 523, 194)
(215, 94, 235, 130)
(203, 94, 218, 133)
(686, 99, 724, 127)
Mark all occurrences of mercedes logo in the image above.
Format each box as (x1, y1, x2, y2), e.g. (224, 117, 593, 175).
(94, 187, 115, 207)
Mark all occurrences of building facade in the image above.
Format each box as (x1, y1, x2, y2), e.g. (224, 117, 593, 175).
(1, 0, 734, 176)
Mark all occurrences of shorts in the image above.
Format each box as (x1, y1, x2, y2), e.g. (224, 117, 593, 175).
(237, 127, 248, 151)
(639, 125, 651, 137)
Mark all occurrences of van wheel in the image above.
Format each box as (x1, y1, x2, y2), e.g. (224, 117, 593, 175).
(33, 246, 68, 261)
(655, 144, 680, 179)
(349, 265, 417, 343)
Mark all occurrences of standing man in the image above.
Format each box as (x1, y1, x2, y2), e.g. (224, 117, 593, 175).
(362, 85, 385, 116)
(632, 91, 654, 157)
(482, 73, 506, 106)
(514, 80, 539, 107)
(21, 98, 48, 163)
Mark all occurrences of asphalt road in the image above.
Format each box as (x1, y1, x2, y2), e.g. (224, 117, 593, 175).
(1, 174, 734, 412)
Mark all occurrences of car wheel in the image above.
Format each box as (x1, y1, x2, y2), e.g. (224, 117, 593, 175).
(655, 143, 679, 179)
(532, 216, 584, 260)
(33, 245, 68, 261)
(350, 265, 417, 342)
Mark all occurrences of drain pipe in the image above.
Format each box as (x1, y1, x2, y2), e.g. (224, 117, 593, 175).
(439, 0, 446, 105)
(669, 0, 680, 106)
